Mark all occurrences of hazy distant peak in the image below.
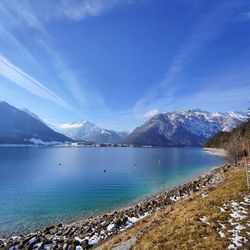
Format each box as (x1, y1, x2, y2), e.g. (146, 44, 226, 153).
(51, 120, 129, 143)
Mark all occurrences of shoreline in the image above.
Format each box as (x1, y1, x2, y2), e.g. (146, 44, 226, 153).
(0, 163, 232, 250)
(203, 147, 227, 156)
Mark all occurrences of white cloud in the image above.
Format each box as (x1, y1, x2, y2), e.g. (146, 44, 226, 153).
(0, 55, 74, 111)
(142, 109, 159, 118)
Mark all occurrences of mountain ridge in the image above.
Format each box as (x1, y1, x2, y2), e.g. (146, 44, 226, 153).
(0, 101, 72, 145)
(125, 109, 247, 146)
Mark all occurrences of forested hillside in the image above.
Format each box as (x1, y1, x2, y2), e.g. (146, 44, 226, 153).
(205, 118, 250, 148)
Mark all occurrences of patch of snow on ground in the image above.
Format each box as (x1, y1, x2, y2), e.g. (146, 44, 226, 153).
(170, 196, 181, 202)
(224, 196, 250, 249)
(230, 211, 247, 220)
(219, 207, 226, 212)
(219, 231, 225, 238)
(243, 196, 250, 204)
(107, 224, 115, 231)
(229, 234, 244, 248)
(235, 225, 245, 231)
(219, 223, 226, 229)
(201, 192, 208, 199)
(199, 216, 210, 225)
(76, 246, 83, 250)
(228, 244, 236, 249)
(88, 234, 100, 245)
(228, 219, 238, 226)
(125, 213, 149, 228)
(231, 201, 239, 207)
(127, 217, 139, 224)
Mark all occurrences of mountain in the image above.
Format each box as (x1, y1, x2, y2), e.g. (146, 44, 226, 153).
(0, 101, 72, 145)
(205, 118, 250, 148)
(51, 121, 129, 144)
(126, 109, 247, 146)
(23, 108, 44, 123)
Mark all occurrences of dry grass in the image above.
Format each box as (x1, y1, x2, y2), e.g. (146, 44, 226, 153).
(94, 166, 250, 250)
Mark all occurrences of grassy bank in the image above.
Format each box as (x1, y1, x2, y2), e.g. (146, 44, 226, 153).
(95, 165, 250, 250)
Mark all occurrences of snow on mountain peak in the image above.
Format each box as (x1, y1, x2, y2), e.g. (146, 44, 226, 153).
(56, 121, 96, 129)
(126, 109, 248, 146)
(51, 121, 129, 143)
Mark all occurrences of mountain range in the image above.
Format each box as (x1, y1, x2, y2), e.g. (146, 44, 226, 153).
(0, 101, 72, 145)
(205, 116, 250, 148)
(126, 109, 247, 146)
(0, 101, 247, 146)
(51, 121, 129, 144)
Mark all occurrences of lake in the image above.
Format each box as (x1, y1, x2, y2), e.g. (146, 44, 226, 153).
(0, 146, 225, 236)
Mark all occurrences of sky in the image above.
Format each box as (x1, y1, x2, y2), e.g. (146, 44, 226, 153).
(0, 0, 250, 131)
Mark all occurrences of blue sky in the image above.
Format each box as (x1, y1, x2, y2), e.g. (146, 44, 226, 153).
(0, 0, 250, 131)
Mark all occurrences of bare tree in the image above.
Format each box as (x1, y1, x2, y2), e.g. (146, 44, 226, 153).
(224, 131, 243, 165)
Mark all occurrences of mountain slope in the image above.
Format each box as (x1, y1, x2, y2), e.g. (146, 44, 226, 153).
(0, 101, 72, 145)
(126, 109, 247, 146)
(205, 118, 250, 148)
(51, 121, 129, 144)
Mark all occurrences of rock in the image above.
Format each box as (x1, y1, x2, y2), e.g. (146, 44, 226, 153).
(40, 240, 53, 248)
(44, 226, 55, 233)
(82, 239, 90, 249)
(114, 218, 122, 228)
(63, 243, 69, 250)
(64, 227, 72, 236)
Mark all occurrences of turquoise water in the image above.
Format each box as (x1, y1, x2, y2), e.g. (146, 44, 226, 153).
(0, 147, 225, 236)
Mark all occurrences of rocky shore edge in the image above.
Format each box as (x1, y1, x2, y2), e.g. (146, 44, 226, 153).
(0, 163, 232, 250)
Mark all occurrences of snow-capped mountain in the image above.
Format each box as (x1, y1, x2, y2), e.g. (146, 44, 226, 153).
(126, 109, 247, 146)
(0, 101, 72, 145)
(51, 121, 129, 144)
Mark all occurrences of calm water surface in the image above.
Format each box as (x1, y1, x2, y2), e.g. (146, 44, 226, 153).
(0, 147, 225, 236)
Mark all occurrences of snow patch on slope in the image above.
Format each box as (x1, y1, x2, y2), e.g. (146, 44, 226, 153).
(29, 138, 66, 146)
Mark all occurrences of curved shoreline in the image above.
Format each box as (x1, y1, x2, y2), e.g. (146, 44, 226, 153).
(0, 163, 232, 250)
(203, 147, 227, 156)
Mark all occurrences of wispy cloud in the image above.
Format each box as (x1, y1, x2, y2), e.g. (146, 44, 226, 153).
(236, 11, 250, 22)
(187, 66, 250, 104)
(0, 55, 74, 111)
(142, 109, 159, 118)
(0, 0, 131, 24)
(133, 2, 246, 116)
(0, 0, 127, 117)
(33, 32, 108, 116)
(38, 0, 125, 21)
